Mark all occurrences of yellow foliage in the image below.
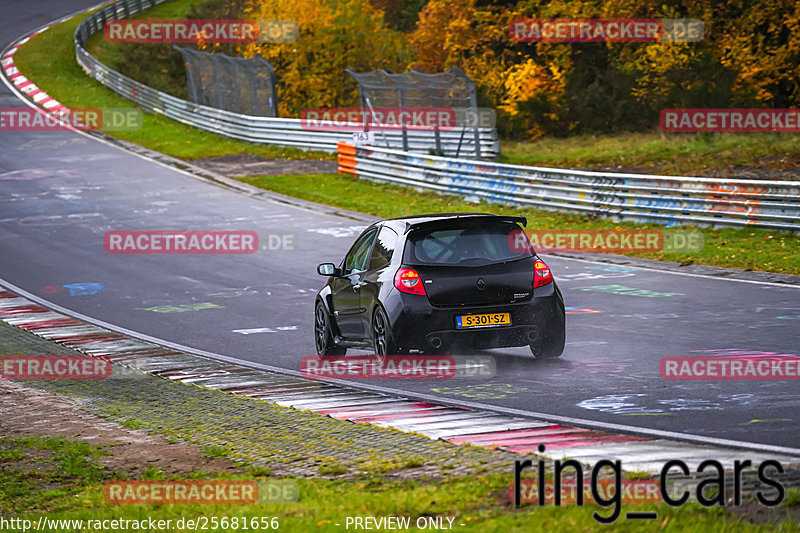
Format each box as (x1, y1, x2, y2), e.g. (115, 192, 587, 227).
(202, 0, 800, 133)
(500, 59, 564, 117)
(236, 0, 411, 116)
(718, 0, 800, 104)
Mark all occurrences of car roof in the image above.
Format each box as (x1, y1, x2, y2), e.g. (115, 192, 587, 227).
(380, 213, 527, 234)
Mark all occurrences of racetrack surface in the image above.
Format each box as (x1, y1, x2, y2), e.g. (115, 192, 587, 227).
(2, 0, 799, 450)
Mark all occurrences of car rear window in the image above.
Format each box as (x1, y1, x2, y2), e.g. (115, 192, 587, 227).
(404, 222, 532, 265)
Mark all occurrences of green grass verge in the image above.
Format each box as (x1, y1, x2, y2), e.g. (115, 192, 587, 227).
(2, 436, 796, 532)
(10, 1, 800, 277)
(500, 133, 800, 177)
(0, 436, 108, 513)
(242, 173, 800, 275)
(11, 0, 328, 162)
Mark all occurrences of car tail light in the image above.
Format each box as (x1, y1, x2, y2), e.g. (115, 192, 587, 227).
(395, 268, 426, 295)
(534, 259, 552, 288)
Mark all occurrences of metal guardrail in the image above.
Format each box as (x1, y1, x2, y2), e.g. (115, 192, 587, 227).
(73, 0, 499, 158)
(338, 143, 800, 231)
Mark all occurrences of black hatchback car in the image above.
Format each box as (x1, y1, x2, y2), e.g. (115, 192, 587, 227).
(314, 213, 565, 358)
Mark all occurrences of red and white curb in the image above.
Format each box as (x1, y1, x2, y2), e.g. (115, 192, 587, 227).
(2, 287, 799, 472)
(2, 27, 68, 114)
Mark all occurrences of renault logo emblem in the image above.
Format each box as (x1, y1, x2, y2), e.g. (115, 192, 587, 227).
(476, 278, 486, 290)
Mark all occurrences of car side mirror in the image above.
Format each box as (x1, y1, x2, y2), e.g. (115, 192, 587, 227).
(317, 263, 339, 277)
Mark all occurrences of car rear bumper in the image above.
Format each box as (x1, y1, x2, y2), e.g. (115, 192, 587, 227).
(384, 281, 565, 352)
(424, 324, 541, 350)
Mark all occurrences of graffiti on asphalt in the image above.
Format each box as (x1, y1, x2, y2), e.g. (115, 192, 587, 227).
(578, 285, 683, 298)
(137, 302, 222, 313)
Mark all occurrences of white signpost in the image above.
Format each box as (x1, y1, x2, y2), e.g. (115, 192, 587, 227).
(352, 131, 375, 147)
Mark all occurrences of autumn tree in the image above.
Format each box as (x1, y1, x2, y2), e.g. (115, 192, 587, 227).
(236, 0, 412, 116)
(716, 0, 800, 107)
(115, 0, 800, 137)
(410, 0, 800, 138)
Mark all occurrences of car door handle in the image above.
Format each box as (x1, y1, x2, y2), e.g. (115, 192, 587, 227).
(353, 283, 366, 291)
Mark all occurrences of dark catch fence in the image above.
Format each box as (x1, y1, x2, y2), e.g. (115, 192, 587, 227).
(345, 68, 490, 158)
(174, 46, 278, 117)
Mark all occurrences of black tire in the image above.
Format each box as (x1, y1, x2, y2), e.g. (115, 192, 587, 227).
(315, 300, 346, 357)
(372, 306, 403, 356)
(529, 329, 565, 359)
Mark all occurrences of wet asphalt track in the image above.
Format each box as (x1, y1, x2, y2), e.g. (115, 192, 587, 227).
(1, 0, 799, 450)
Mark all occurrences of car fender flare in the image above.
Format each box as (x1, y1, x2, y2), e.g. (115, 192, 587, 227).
(316, 288, 341, 337)
(368, 301, 390, 342)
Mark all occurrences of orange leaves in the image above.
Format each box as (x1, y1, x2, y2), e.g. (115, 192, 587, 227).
(500, 60, 564, 117)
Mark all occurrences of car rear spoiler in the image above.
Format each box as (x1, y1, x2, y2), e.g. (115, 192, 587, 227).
(403, 214, 527, 234)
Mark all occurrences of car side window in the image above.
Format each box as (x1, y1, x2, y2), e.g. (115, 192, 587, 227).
(368, 226, 398, 271)
(343, 228, 378, 274)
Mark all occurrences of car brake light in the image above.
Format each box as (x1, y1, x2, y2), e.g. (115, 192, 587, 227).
(534, 259, 552, 288)
(395, 268, 426, 295)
